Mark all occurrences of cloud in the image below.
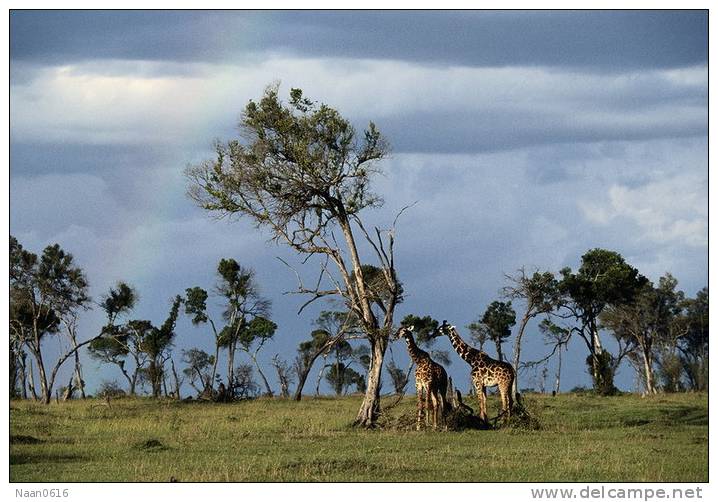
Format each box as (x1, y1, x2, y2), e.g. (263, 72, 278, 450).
(579, 173, 707, 247)
(9, 11, 708, 393)
(10, 11, 707, 70)
(10, 58, 707, 154)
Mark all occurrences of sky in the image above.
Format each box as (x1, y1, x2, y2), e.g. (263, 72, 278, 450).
(9, 10, 708, 397)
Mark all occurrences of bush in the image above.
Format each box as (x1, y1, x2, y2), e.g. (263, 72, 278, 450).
(96, 380, 126, 399)
(586, 351, 618, 396)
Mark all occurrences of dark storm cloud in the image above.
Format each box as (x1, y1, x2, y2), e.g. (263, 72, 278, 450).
(10, 10, 707, 69)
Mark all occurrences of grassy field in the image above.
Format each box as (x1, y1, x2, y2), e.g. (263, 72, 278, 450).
(10, 392, 708, 482)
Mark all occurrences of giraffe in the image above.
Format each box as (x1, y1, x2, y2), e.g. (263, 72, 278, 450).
(395, 325, 450, 430)
(432, 321, 514, 423)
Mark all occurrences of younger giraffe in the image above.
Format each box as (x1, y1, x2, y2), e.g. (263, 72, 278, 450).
(396, 325, 450, 430)
(433, 321, 515, 423)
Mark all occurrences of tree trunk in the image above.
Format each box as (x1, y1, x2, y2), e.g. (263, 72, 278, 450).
(641, 345, 657, 394)
(171, 359, 181, 399)
(315, 358, 328, 396)
(353, 336, 387, 427)
(512, 315, 529, 400)
(19, 353, 28, 400)
(589, 319, 603, 385)
(28, 359, 38, 400)
(149, 359, 162, 398)
(118, 365, 133, 395)
(227, 343, 236, 395)
(250, 352, 274, 397)
(554, 345, 562, 395)
(62, 374, 74, 401)
(34, 346, 51, 405)
(130, 368, 138, 396)
(210, 343, 220, 391)
(493, 337, 504, 362)
(293, 366, 311, 401)
(69, 333, 86, 399)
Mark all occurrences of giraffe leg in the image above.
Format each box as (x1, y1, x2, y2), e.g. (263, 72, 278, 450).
(434, 390, 444, 429)
(416, 385, 424, 431)
(430, 391, 439, 430)
(426, 390, 433, 428)
(478, 385, 488, 424)
(499, 382, 512, 420)
(505, 380, 514, 418)
(436, 392, 446, 429)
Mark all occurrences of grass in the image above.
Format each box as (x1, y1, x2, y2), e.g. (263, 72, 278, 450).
(10, 392, 708, 482)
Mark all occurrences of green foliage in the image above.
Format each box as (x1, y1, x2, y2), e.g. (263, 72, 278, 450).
(481, 301, 516, 341)
(182, 348, 215, 393)
(350, 265, 404, 307)
(96, 380, 126, 399)
(658, 353, 685, 393)
(140, 296, 183, 360)
(100, 282, 137, 325)
(560, 248, 648, 320)
(238, 316, 277, 351)
(386, 359, 409, 394)
(183, 287, 209, 325)
(326, 363, 363, 395)
(400, 314, 439, 346)
(10, 237, 88, 342)
(186, 84, 389, 240)
(586, 351, 618, 396)
(88, 332, 129, 363)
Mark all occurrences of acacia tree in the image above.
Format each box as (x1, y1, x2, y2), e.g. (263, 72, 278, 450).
(538, 319, 572, 394)
(271, 355, 294, 398)
(88, 282, 138, 394)
(187, 85, 401, 426)
(309, 312, 356, 395)
(601, 274, 686, 395)
(139, 296, 183, 398)
(502, 269, 560, 398)
(9, 237, 99, 404)
(182, 348, 216, 396)
(237, 316, 278, 396)
(184, 286, 222, 392)
(680, 287, 708, 391)
(476, 301, 516, 362)
(215, 258, 271, 396)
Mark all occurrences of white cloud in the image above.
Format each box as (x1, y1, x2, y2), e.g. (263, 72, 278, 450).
(10, 58, 707, 150)
(579, 173, 707, 247)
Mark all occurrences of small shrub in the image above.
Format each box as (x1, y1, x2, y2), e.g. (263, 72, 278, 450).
(134, 439, 167, 451)
(96, 380, 126, 399)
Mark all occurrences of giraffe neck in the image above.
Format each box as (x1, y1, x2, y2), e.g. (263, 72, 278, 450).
(447, 326, 480, 363)
(403, 332, 429, 365)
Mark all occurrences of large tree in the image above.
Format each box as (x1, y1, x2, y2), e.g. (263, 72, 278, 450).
(601, 274, 686, 394)
(187, 85, 401, 426)
(559, 248, 647, 394)
(680, 287, 708, 391)
(502, 268, 560, 398)
(9, 237, 99, 404)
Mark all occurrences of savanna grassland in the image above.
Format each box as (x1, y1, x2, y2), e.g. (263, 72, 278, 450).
(10, 392, 707, 482)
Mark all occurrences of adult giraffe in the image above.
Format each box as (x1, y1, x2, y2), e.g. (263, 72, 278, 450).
(432, 321, 515, 423)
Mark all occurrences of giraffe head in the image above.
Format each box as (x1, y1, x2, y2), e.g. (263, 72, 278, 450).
(429, 319, 453, 339)
(393, 324, 415, 340)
